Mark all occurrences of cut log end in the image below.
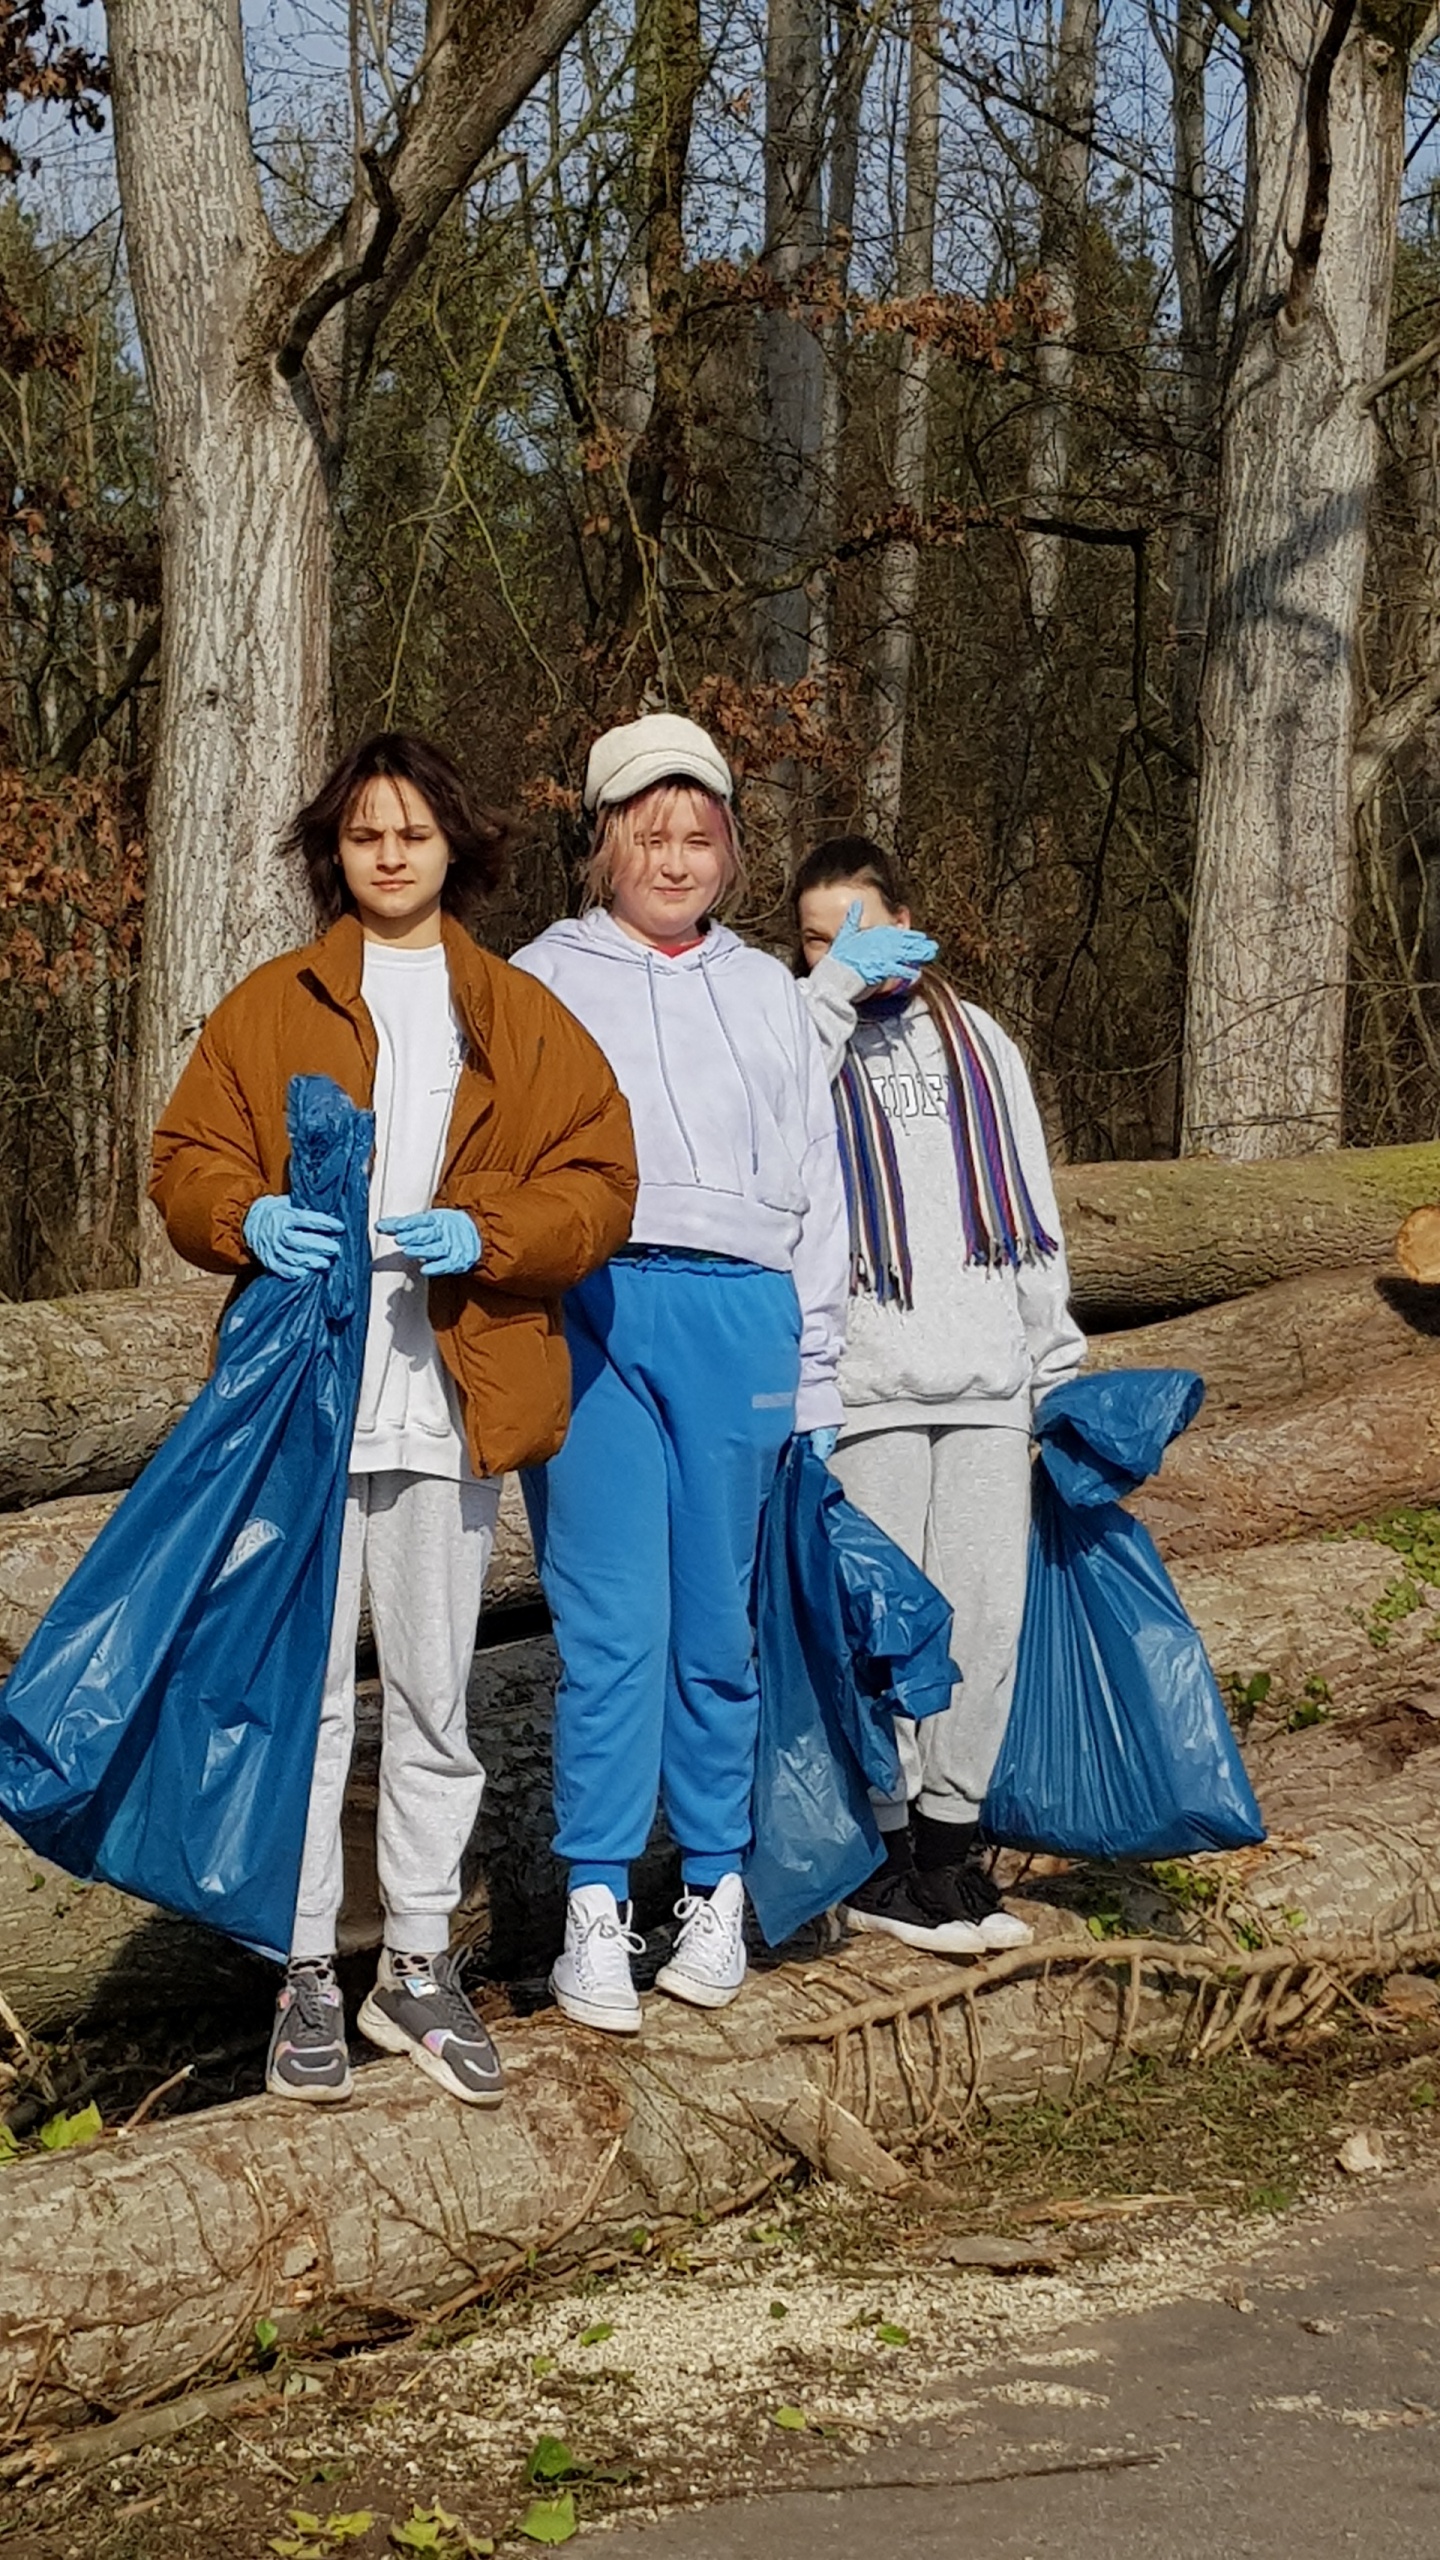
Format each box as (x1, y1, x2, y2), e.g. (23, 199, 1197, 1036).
(1397, 1206, 1440, 1287)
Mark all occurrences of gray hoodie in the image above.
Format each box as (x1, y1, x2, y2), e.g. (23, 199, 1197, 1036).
(511, 911, 849, 1430)
(803, 957, 1085, 1434)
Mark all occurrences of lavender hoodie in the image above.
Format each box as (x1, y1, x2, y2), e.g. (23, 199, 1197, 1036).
(511, 911, 848, 1429)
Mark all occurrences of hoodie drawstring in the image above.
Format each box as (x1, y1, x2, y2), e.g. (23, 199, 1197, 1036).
(645, 953, 702, 1182)
(699, 945, 762, 1176)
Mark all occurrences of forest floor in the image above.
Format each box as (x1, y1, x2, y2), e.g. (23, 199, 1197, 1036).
(4, 2005, 1440, 2560)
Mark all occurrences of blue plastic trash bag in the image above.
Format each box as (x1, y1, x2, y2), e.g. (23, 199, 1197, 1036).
(747, 1438, 959, 1945)
(983, 1369, 1265, 1863)
(0, 1075, 373, 1958)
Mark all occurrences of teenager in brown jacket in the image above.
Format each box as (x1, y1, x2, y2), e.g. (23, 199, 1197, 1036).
(150, 733, 637, 2107)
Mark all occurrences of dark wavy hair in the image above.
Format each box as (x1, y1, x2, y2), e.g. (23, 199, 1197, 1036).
(283, 732, 513, 933)
(788, 835, 912, 967)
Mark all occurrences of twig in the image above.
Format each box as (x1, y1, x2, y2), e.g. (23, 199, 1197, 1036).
(1, 2376, 281, 2482)
(118, 2065, 193, 2135)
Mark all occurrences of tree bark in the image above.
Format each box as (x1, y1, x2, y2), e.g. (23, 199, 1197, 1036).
(4, 1721, 1437, 2430)
(1181, 0, 1422, 1159)
(1133, 1350, 1440, 1558)
(107, 0, 606, 1258)
(1088, 1263, 1440, 1420)
(863, 0, 939, 839)
(1019, 0, 1098, 634)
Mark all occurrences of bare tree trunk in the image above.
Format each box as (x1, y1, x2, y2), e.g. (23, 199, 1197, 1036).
(807, 0, 866, 693)
(1019, 0, 1098, 632)
(107, 0, 606, 1265)
(1181, 0, 1419, 1159)
(1166, 0, 1224, 751)
(612, 0, 703, 652)
(108, 1, 327, 1274)
(756, 0, 826, 699)
(863, 0, 939, 842)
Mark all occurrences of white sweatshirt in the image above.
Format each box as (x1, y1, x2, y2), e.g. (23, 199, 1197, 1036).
(803, 957, 1086, 1434)
(351, 942, 473, 1478)
(511, 911, 849, 1430)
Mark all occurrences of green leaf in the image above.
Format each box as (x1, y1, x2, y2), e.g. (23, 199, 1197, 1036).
(577, 2322, 613, 2347)
(517, 2492, 577, 2545)
(38, 2101, 102, 2152)
(254, 2316, 280, 2355)
(324, 2517, 376, 2544)
(287, 2519, 326, 2540)
(767, 2300, 787, 2320)
(530, 2353, 557, 2379)
(874, 2322, 909, 2346)
(771, 2406, 808, 2431)
(0, 2126, 18, 2167)
(525, 2436, 577, 2484)
(391, 2528, 444, 2555)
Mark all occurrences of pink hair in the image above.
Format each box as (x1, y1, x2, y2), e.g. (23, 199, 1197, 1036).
(583, 782, 746, 913)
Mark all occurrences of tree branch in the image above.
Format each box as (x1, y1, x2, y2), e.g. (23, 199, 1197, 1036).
(1360, 320, 1440, 409)
(1352, 661, 1440, 806)
(275, 146, 399, 385)
(44, 621, 161, 779)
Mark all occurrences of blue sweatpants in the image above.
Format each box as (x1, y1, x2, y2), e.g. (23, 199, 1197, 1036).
(523, 1253, 801, 1895)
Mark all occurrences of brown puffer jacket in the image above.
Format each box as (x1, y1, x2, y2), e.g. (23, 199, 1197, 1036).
(149, 913, 638, 1476)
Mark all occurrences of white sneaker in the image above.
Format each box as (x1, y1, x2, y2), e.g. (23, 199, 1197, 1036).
(655, 1873, 747, 2010)
(550, 1886, 644, 2034)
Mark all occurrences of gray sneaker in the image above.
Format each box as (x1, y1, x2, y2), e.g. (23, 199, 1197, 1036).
(357, 1948, 505, 2106)
(266, 1958, 353, 2102)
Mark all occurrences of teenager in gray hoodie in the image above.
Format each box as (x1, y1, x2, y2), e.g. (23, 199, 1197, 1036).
(794, 838, 1085, 1955)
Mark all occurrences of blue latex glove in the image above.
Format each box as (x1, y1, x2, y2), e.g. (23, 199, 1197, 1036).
(242, 1195, 344, 1280)
(807, 1425, 840, 1462)
(829, 898, 938, 989)
(377, 1208, 482, 1276)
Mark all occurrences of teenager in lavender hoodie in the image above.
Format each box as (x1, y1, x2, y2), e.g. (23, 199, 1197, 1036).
(513, 716, 848, 2031)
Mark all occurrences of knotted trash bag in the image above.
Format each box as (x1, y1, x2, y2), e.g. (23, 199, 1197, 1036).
(747, 1438, 959, 1945)
(982, 1369, 1265, 1863)
(0, 1074, 373, 1958)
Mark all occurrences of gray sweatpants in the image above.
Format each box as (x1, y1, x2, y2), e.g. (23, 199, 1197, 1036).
(829, 1424, 1031, 1828)
(290, 1470, 498, 1962)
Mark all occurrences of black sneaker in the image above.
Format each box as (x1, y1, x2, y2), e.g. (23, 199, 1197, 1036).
(266, 1958, 353, 2102)
(357, 1949, 505, 2106)
(841, 1864, 986, 1955)
(912, 1858, 1034, 1951)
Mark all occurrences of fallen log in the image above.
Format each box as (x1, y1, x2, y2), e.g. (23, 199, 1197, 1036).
(1052, 1140, 1440, 1323)
(5, 1144, 1440, 1507)
(0, 1477, 543, 1674)
(1173, 1532, 1440, 1722)
(1131, 1353, 1440, 1559)
(1087, 1265, 1440, 1421)
(0, 1283, 227, 1507)
(2, 1720, 1436, 2431)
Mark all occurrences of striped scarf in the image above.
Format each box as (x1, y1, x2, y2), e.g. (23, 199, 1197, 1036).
(834, 971, 1058, 1309)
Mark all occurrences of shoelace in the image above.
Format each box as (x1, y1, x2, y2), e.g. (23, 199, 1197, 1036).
(577, 1907, 645, 1961)
(285, 1962, 339, 2031)
(674, 1892, 730, 1941)
(391, 1953, 489, 2040)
